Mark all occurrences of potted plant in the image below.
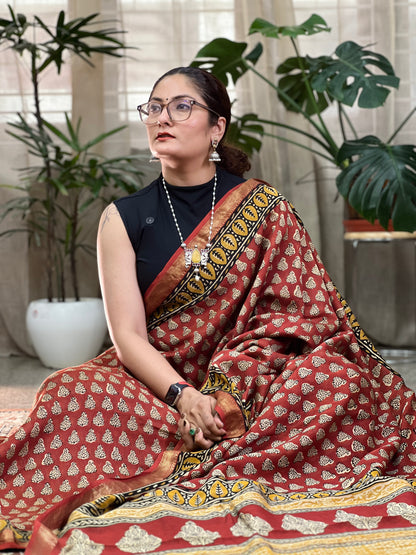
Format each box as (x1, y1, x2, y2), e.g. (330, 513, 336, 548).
(191, 14, 416, 233)
(0, 6, 144, 368)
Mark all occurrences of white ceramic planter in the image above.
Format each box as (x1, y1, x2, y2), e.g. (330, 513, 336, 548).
(26, 298, 108, 369)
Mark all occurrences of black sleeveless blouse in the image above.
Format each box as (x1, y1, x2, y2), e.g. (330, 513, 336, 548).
(114, 167, 244, 294)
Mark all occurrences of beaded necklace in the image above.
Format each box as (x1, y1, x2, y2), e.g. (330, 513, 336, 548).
(161, 172, 217, 281)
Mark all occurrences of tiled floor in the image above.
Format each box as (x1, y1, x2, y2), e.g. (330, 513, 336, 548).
(1, 347, 416, 410)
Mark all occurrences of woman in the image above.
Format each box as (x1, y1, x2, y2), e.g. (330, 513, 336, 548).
(2, 67, 416, 554)
(97, 66, 242, 453)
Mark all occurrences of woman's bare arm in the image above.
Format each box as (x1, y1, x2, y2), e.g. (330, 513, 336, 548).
(97, 203, 181, 399)
(97, 203, 225, 450)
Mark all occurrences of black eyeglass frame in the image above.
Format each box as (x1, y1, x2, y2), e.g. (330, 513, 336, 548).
(136, 97, 221, 125)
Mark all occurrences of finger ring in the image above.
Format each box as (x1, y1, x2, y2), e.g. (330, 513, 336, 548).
(189, 427, 197, 437)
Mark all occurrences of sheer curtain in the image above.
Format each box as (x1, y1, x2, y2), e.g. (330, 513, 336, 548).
(0, 0, 415, 356)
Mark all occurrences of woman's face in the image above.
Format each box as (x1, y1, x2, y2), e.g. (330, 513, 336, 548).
(145, 74, 224, 168)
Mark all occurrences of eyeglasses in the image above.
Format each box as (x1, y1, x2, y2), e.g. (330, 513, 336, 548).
(136, 97, 220, 125)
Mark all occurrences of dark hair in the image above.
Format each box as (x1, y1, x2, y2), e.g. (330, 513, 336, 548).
(151, 66, 251, 177)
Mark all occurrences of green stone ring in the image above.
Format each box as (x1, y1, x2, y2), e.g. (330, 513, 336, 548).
(189, 427, 197, 437)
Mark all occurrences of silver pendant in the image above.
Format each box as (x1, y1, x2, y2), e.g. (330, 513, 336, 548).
(184, 245, 209, 268)
(183, 245, 209, 281)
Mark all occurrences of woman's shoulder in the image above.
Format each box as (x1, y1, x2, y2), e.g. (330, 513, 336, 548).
(112, 177, 161, 249)
(114, 176, 160, 208)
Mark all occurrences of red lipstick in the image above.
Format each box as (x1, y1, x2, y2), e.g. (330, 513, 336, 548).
(156, 132, 174, 140)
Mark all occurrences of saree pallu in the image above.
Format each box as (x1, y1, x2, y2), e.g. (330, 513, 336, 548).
(2, 179, 416, 554)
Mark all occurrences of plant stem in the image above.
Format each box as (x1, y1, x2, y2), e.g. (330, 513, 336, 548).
(70, 193, 80, 301)
(387, 106, 416, 143)
(58, 252, 65, 302)
(338, 103, 358, 141)
(251, 116, 335, 155)
(260, 130, 336, 163)
(247, 63, 339, 160)
(31, 43, 55, 302)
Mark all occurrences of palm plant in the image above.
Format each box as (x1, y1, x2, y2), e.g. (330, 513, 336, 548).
(191, 14, 416, 231)
(0, 5, 144, 301)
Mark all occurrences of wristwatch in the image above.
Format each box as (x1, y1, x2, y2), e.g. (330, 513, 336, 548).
(164, 382, 190, 407)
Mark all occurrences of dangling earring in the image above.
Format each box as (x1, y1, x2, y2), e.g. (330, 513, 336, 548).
(209, 139, 221, 163)
(149, 153, 160, 163)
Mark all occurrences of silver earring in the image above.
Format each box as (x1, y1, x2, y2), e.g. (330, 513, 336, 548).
(149, 154, 160, 163)
(209, 139, 221, 163)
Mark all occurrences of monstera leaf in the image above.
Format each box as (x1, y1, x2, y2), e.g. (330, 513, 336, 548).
(336, 137, 416, 231)
(191, 38, 262, 87)
(226, 114, 264, 156)
(275, 41, 399, 115)
(310, 41, 400, 108)
(248, 14, 330, 39)
(275, 55, 333, 115)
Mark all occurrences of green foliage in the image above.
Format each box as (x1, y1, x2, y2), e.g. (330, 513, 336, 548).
(248, 14, 330, 39)
(275, 56, 332, 115)
(191, 13, 416, 232)
(336, 138, 416, 230)
(308, 41, 399, 108)
(0, 5, 143, 301)
(0, 5, 127, 73)
(191, 38, 262, 87)
(226, 114, 264, 156)
(1, 113, 143, 249)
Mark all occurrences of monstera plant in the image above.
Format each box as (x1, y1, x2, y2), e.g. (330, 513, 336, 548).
(191, 14, 416, 231)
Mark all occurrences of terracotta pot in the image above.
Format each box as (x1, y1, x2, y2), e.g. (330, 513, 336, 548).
(343, 219, 394, 233)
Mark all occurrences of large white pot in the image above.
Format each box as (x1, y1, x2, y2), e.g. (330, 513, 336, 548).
(26, 297, 108, 369)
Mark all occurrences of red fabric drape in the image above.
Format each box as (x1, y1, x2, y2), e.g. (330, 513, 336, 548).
(2, 180, 416, 553)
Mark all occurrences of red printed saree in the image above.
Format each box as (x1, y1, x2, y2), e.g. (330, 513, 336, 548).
(2, 179, 416, 554)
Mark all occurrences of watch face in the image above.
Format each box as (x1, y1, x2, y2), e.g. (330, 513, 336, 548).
(165, 383, 181, 406)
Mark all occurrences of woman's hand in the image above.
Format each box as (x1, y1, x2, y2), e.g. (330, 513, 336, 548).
(176, 387, 226, 451)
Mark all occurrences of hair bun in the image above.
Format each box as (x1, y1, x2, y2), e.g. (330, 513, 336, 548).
(218, 143, 251, 177)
